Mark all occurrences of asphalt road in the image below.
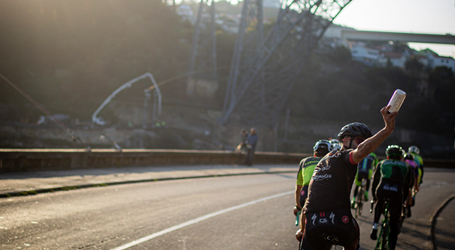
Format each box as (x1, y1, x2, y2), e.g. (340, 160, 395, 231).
(1, 169, 454, 250)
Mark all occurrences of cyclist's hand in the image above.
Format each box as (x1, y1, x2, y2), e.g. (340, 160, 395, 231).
(381, 105, 398, 132)
(295, 229, 303, 241)
(293, 206, 301, 216)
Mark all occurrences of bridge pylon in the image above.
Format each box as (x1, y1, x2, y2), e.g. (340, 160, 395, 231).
(220, 0, 353, 128)
(187, 0, 217, 96)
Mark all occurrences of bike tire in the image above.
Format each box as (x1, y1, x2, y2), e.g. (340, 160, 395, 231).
(381, 222, 389, 250)
(356, 186, 364, 218)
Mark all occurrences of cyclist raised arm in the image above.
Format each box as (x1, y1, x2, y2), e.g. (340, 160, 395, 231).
(351, 106, 397, 164)
(296, 106, 398, 250)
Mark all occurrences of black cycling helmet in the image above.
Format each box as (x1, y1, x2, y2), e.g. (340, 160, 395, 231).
(313, 140, 331, 156)
(386, 145, 403, 159)
(337, 122, 372, 140)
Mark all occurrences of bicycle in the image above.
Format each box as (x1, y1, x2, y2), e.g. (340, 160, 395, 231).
(354, 178, 367, 218)
(371, 199, 391, 250)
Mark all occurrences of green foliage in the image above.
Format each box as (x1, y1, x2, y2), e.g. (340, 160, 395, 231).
(405, 56, 424, 76)
(429, 66, 455, 116)
(331, 46, 351, 64)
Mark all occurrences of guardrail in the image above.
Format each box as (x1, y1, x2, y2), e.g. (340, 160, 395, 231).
(0, 149, 310, 172)
(0, 149, 454, 173)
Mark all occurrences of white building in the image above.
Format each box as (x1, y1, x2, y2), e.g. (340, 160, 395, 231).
(350, 43, 380, 66)
(379, 52, 407, 68)
(428, 54, 455, 72)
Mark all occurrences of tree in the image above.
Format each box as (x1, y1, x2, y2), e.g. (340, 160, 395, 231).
(331, 46, 351, 64)
(429, 66, 455, 114)
(405, 56, 424, 77)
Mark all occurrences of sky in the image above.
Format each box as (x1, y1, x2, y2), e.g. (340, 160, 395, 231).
(180, 0, 455, 57)
(333, 0, 455, 58)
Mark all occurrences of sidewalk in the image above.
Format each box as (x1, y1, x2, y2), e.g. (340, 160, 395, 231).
(0, 164, 297, 198)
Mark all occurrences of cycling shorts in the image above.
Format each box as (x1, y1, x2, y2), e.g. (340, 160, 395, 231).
(300, 209, 359, 250)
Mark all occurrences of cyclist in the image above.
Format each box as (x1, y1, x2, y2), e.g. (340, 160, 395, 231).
(294, 140, 332, 216)
(350, 152, 378, 208)
(404, 146, 423, 217)
(296, 106, 398, 250)
(330, 139, 342, 151)
(408, 146, 424, 184)
(408, 146, 424, 185)
(370, 145, 413, 250)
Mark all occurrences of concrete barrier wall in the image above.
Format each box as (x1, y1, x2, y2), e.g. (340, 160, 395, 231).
(0, 149, 310, 172)
(0, 149, 453, 172)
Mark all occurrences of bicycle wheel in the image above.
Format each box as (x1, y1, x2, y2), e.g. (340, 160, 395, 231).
(356, 186, 364, 218)
(381, 221, 389, 250)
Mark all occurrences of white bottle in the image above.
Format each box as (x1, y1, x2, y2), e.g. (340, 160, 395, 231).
(387, 89, 406, 113)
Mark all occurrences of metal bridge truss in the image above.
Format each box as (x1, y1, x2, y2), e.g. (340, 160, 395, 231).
(220, 0, 353, 128)
(188, 0, 217, 81)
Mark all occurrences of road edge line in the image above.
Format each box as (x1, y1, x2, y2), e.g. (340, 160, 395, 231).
(428, 194, 455, 250)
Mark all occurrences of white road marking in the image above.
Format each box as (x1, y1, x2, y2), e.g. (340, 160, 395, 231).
(110, 190, 293, 250)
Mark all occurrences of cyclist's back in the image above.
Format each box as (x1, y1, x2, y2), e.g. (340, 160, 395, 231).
(300, 148, 360, 250)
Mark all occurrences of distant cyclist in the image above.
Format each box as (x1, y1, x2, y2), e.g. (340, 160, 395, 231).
(404, 145, 423, 217)
(407, 146, 424, 185)
(351, 152, 378, 208)
(370, 145, 413, 250)
(330, 139, 342, 152)
(294, 140, 331, 216)
(296, 106, 398, 250)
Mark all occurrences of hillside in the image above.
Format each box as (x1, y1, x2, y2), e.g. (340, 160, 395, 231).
(0, 0, 454, 158)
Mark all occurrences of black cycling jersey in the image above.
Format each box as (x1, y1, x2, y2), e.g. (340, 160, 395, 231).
(304, 149, 357, 213)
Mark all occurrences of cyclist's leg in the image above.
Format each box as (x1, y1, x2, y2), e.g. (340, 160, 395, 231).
(365, 169, 373, 198)
(388, 190, 403, 250)
(342, 217, 360, 250)
(352, 171, 361, 195)
(371, 186, 385, 240)
(352, 171, 361, 208)
(359, 172, 369, 200)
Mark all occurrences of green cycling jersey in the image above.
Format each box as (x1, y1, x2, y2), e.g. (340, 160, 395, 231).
(296, 156, 321, 186)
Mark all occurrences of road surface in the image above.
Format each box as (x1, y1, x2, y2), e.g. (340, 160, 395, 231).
(0, 169, 453, 249)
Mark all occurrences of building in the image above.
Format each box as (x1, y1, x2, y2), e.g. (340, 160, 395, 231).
(379, 51, 407, 68)
(428, 54, 455, 72)
(349, 43, 380, 66)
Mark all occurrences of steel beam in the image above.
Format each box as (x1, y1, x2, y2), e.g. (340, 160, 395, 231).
(221, 0, 353, 128)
